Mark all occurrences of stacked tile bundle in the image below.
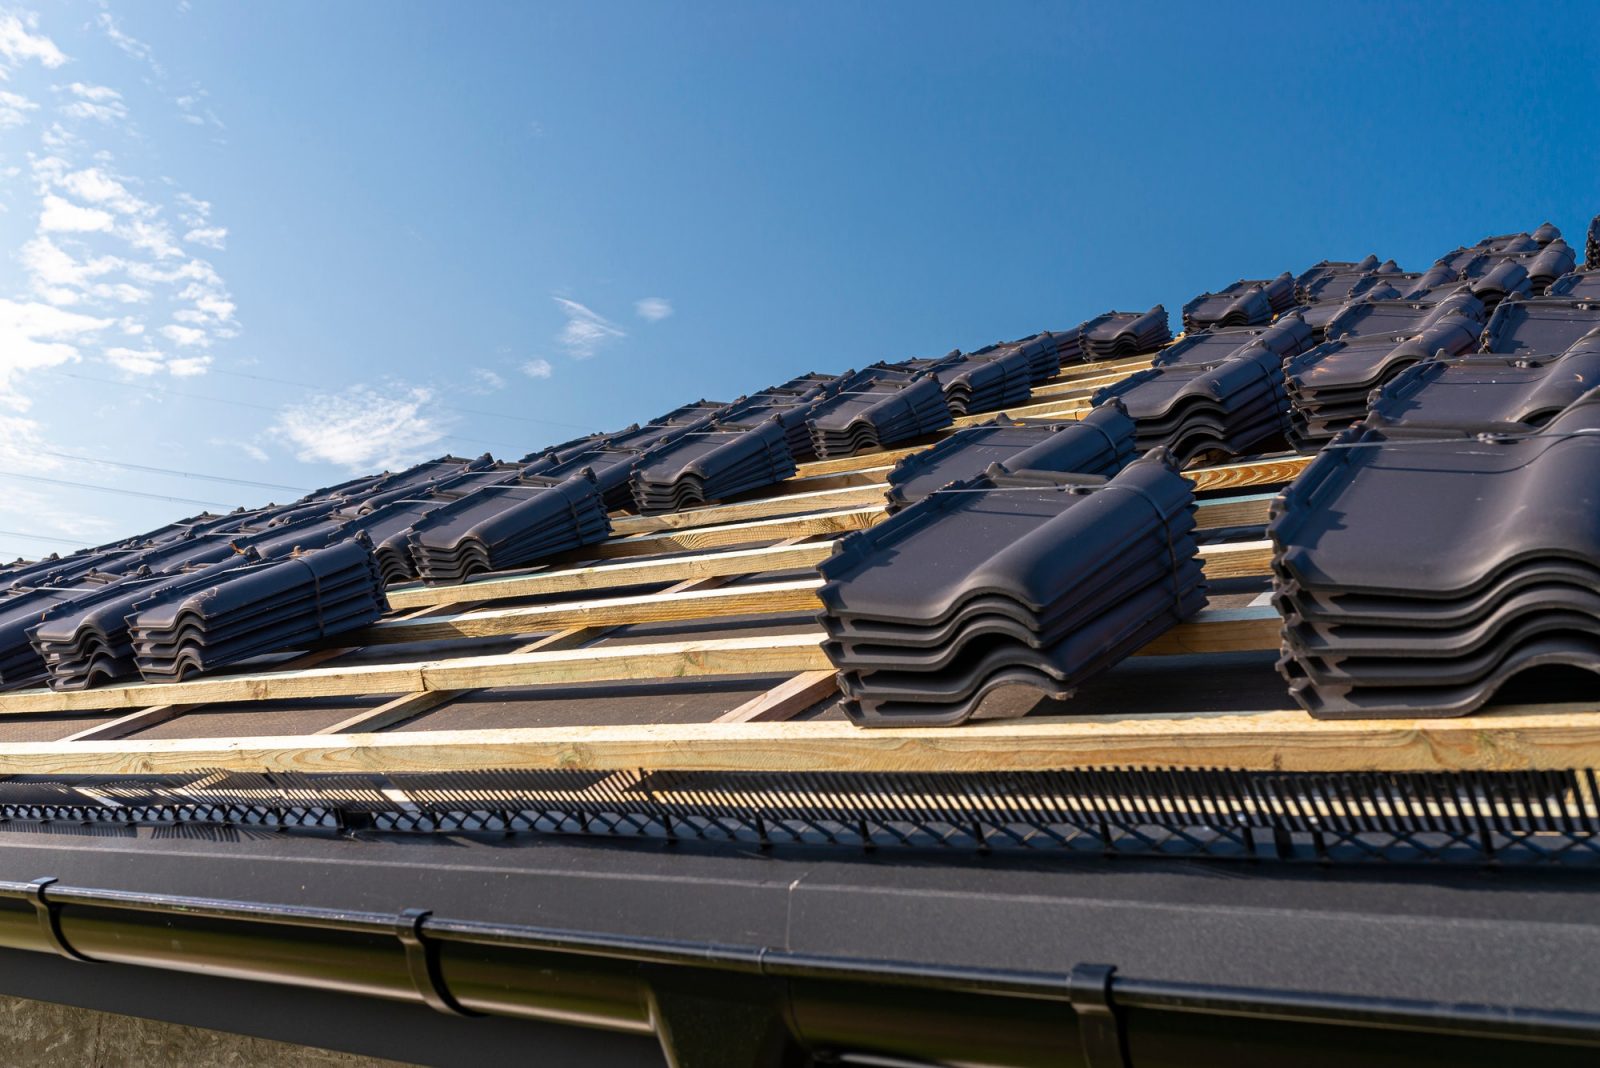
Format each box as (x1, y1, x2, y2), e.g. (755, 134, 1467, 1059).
(1480, 294, 1600, 355)
(31, 567, 230, 691)
(965, 332, 1063, 385)
(1365, 329, 1600, 435)
(22, 509, 357, 691)
(630, 419, 797, 512)
(1468, 242, 1574, 304)
(128, 539, 388, 685)
(817, 450, 1205, 726)
(1546, 272, 1600, 300)
(1283, 291, 1486, 443)
(1033, 327, 1088, 367)
(1272, 391, 1600, 719)
(1077, 306, 1172, 359)
(883, 405, 1137, 511)
(407, 475, 612, 584)
(0, 573, 130, 689)
(921, 347, 1035, 415)
(718, 373, 843, 461)
(345, 459, 548, 583)
(1182, 274, 1295, 331)
(523, 404, 723, 509)
(1295, 256, 1403, 306)
(1092, 333, 1298, 463)
(1149, 315, 1314, 369)
(805, 367, 953, 458)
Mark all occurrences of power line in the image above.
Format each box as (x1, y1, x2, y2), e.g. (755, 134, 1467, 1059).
(44, 369, 532, 453)
(206, 367, 601, 433)
(35, 450, 310, 493)
(0, 529, 87, 547)
(0, 471, 229, 507)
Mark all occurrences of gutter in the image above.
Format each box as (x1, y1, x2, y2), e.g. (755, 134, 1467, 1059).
(0, 876, 1597, 1067)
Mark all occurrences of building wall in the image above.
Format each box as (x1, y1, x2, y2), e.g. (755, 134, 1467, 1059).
(0, 994, 413, 1068)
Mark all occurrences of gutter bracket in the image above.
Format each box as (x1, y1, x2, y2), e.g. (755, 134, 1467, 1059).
(396, 908, 475, 1016)
(1068, 962, 1131, 1068)
(26, 877, 93, 962)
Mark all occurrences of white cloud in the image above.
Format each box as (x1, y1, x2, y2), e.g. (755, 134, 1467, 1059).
(0, 11, 66, 69)
(183, 225, 226, 249)
(66, 83, 121, 103)
(0, 7, 240, 450)
(521, 357, 554, 379)
(173, 89, 224, 131)
(104, 346, 165, 375)
(0, 298, 110, 408)
(58, 167, 147, 215)
(0, 88, 37, 128)
(59, 83, 128, 124)
(208, 437, 269, 463)
(553, 297, 625, 359)
(39, 193, 115, 233)
(159, 323, 208, 347)
(102, 345, 210, 378)
(635, 297, 673, 322)
(175, 192, 210, 224)
(167, 354, 211, 376)
(271, 384, 447, 470)
(19, 236, 151, 305)
(469, 367, 506, 393)
(95, 11, 165, 79)
(123, 216, 182, 258)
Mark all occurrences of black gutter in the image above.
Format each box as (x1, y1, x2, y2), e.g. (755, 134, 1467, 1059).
(1, 875, 1597, 1067)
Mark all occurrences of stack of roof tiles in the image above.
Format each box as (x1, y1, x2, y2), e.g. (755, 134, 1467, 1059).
(1283, 290, 1486, 444)
(1148, 315, 1314, 369)
(805, 366, 953, 458)
(1546, 271, 1600, 300)
(1480, 293, 1600, 354)
(1089, 315, 1311, 463)
(406, 474, 612, 584)
(920, 347, 1035, 415)
(339, 457, 547, 584)
(1182, 274, 1295, 331)
(883, 405, 1136, 511)
(630, 419, 797, 512)
(717, 373, 843, 461)
(26, 526, 388, 691)
(3, 571, 138, 690)
(1293, 259, 1410, 336)
(1365, 330, 1600, 434)
(1077, 306, 1172, 359)
(1271, 382, 1600, 719)
(966, 332, 1064, 386)
(817, 450, 1204, 726)
(521, 402, 725, 510)
(129, 539, 388, 685)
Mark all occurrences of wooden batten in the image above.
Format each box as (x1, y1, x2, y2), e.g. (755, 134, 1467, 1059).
(7, 702, 1600, 778)
(0, 634, 832, 716)
(386, 541, 834, 609)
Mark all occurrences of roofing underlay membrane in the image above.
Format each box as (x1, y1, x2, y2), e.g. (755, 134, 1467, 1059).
(5, 215, 1600, 725)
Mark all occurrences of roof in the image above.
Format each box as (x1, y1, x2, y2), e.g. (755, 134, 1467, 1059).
(2, 216, 1600, 1062)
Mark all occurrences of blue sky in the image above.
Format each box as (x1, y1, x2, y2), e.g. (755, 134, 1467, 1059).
(1, 2, 1598, 559)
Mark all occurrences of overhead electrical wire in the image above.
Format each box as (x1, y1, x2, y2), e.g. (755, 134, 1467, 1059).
(34, 450, 311, 493)
(0, 529, 89, 546)
(0, 471, 228, 507)
(44, 369, 534, 453)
